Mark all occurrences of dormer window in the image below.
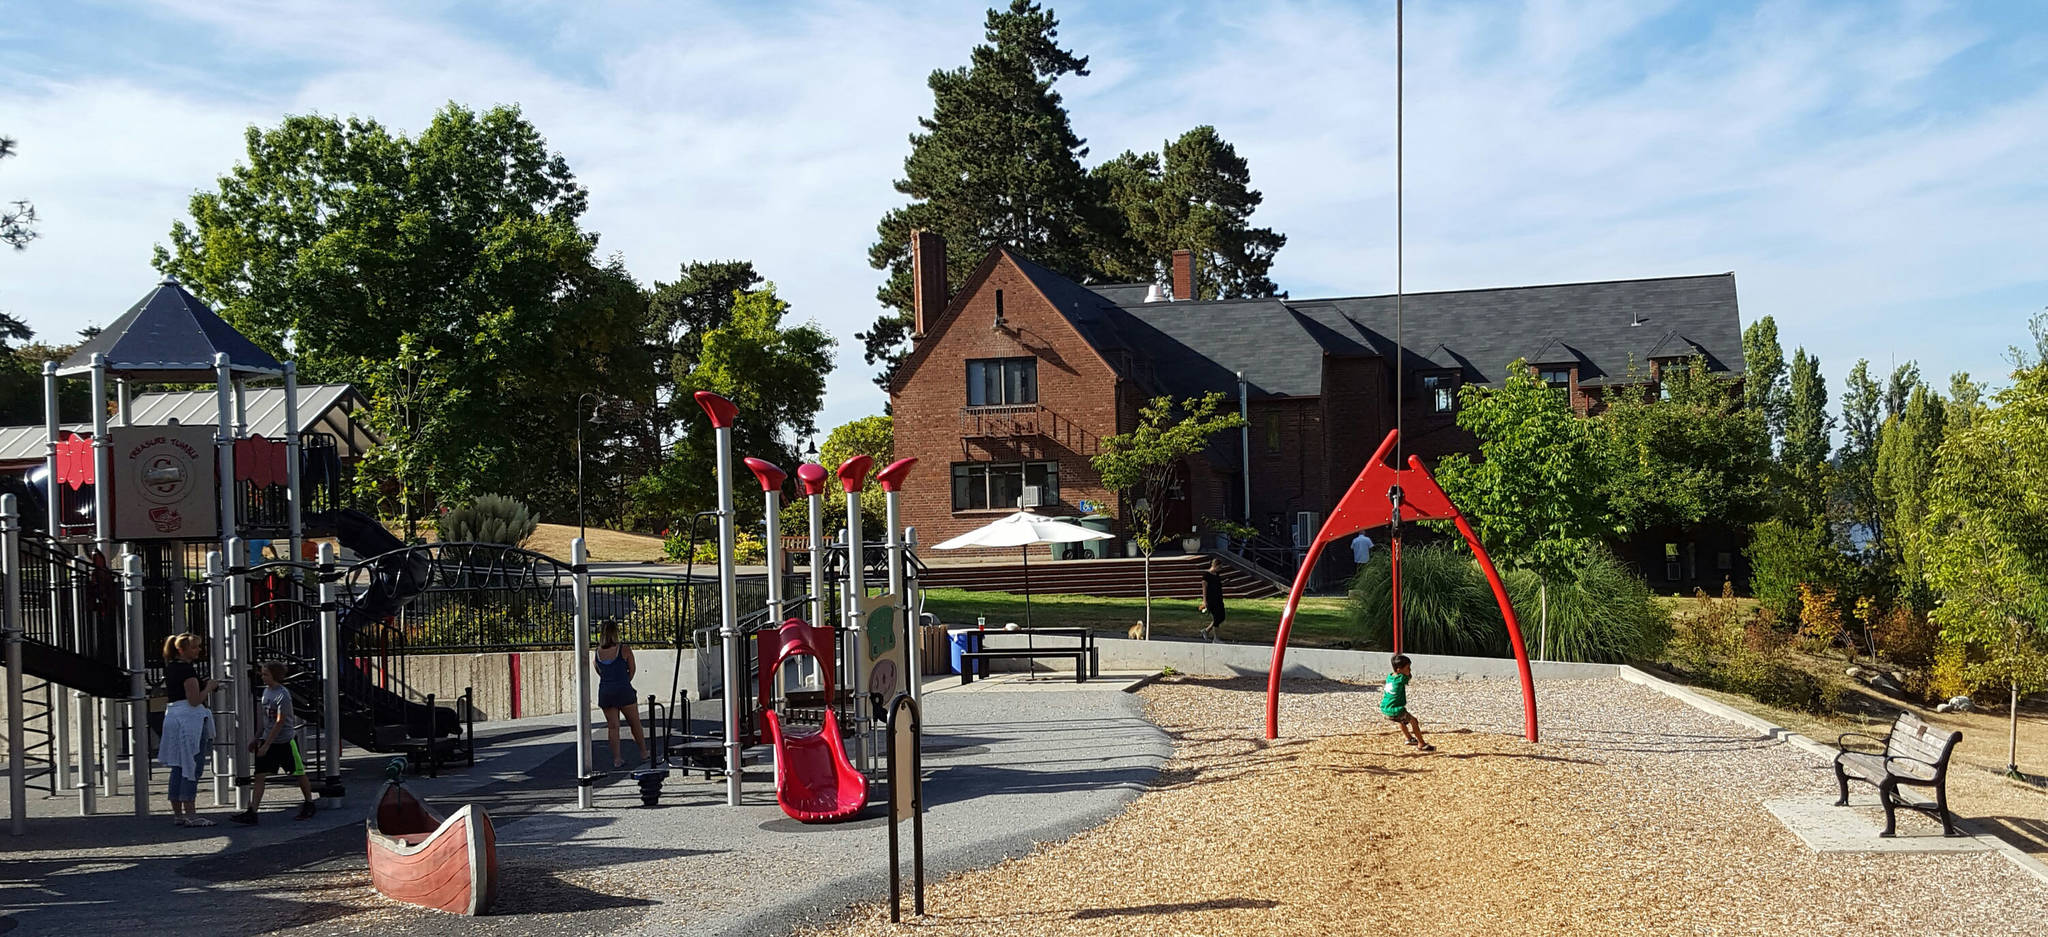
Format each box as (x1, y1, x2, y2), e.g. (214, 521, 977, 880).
(1539, 367, 1572, 387)
(1420, 371, 1460, 413)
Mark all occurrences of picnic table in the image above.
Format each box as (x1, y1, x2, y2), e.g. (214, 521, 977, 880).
(957, 627, 1099, 685)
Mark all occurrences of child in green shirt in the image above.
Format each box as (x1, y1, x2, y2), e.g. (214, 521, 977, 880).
(1380, 654, 1433, 751)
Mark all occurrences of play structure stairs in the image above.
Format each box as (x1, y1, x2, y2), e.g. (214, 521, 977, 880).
(8, 638, 131, 700)
(16, 679, 56, 794)
(917, 552, 1281, 600)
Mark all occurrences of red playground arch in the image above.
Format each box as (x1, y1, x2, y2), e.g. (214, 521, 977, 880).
(1264, 429, 1540, 742)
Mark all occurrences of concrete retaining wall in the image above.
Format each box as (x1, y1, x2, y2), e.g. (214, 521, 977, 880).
(960, 634, 1621, 682)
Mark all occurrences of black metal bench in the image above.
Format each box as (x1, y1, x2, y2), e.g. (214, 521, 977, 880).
(958, 649, 1089, 685)
(1833, 711, 1963, 837)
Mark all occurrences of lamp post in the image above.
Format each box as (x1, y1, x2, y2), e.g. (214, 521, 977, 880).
(575, 393, 604, 546)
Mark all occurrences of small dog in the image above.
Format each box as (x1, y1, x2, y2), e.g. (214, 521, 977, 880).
(1127, 621, 1145, 640)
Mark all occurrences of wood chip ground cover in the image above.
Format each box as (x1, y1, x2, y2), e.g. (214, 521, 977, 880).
(802, 676, 2048, 936)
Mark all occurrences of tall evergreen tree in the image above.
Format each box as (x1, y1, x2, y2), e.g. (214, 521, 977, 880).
(861, 1, 1107, 388)
(1092, 125, 1285, 299)
(1741, 316, 1788, 451)
(0, 135, 35, 250)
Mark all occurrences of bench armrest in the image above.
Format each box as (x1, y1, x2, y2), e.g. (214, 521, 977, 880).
(1835, 732, 1886, 753)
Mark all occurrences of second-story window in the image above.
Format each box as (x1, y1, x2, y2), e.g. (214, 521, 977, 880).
(966, 357, 1038, 406)
(1539, 367, 1572, 387)
(1421, 373, 1459, 413)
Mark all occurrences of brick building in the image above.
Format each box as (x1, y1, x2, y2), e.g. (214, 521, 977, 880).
(888, 233, 1748, 593)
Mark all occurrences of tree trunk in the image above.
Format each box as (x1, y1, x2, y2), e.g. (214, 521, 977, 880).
(2011, 681, 2023, 779)
(1539, 578, 1549, 662)
(1142, 551, 1153, 640)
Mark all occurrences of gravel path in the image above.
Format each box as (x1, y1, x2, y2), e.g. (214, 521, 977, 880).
(801, 675, 2048, 937)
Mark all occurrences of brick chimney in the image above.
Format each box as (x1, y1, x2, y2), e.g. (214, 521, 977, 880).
(911, 229, 948, 338)
(1171, 249, 1196, 302)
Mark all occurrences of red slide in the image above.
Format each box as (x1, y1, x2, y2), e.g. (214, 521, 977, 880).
(759, 618, 869, 822)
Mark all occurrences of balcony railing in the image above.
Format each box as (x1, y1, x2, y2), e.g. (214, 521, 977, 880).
(959, 404, 1101, 455)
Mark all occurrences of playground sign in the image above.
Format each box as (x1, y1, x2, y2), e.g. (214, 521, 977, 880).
(860, 593, 909, 703)
(111, 425, 218, 540)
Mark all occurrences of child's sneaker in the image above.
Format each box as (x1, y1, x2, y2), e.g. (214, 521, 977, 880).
(185, 815, 217, 827)
(1404, 737, 1418, 746)
(296, 801, 317, 820)
(1418, 743, 1436, 752)
(173, 816, 190, 827)
(229, 809, 258, 825)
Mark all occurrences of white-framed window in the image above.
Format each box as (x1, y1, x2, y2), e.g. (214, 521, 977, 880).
(1539, 367, 1572, 387)
(952, 461, 1060, 511)
(1421, 372, 1459, 413)
(966, 357, 1038, 406)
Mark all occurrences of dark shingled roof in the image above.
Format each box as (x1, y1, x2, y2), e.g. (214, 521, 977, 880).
(1054, 272, 1743, 400)
(61, 278, 284, 380)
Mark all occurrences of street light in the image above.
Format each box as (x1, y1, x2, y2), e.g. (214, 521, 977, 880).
(576, 393, 606, 546)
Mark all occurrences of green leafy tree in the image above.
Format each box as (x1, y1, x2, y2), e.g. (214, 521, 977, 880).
(1884, 361, 1920, 420)
(1741, 316, 1788, 451)
(1947, 371, 1982, 434)
(628, 283, 834, 531)
(1839, 359, 1884, 553)
(1924, 348, 2048, 776)
(1092, 125, 1285, 299)
(1595, 356, 1770, 536)
(0, 135, 35, 250)
(155, 104, 653, 521)
(1436, 362, 1611, 584)
(1436, 362, 1614, 657)
(1874, 385, 1945, 610)
(780, 414, 895, 538)
(1782, 347, 1834, 521)
(1747, 517, 1836, 622)
(861, 1, 1110, 389)
(1093, 392, 1244, 637)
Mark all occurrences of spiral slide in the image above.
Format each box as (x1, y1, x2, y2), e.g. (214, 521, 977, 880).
(758, 617, 868, 822)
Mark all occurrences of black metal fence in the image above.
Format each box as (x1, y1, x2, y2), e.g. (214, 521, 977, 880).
(383, 574, 801, 653)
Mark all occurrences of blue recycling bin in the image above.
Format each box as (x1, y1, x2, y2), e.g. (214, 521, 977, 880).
(947, 629, 981, 675)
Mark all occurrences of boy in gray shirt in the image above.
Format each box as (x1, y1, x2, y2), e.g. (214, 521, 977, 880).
(230, 663, 317, 823)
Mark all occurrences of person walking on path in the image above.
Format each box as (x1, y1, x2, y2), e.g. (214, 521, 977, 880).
(158, 633, 218, 828)
(231, 663, 317, 824)
(1351, 532, 1375, 567)
(1198, 559, 1227, 643)
(595, 621, 646, 768)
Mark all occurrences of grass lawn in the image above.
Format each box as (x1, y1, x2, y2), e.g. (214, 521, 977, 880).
(920, 587, 1357, 646)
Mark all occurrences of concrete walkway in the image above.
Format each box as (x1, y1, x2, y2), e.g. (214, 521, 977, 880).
(0, 672, 1168, 937)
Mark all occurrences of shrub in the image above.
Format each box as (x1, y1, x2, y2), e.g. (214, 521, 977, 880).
(691, 529, 768, 566)
(437, 494, 538, 547)
(1503, 546, 1672, 663)
(1929, 638, 1975, 700)
(1666, 588, 1834, 713)
(1347, 543, 1508, 657)
(1796, 583, 1844, 656)
(1873, 604, 1938, 670)
(1747, 518, 1833, 621)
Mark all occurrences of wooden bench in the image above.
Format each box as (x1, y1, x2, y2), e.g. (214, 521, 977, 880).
(1833, 711, 1963, 837)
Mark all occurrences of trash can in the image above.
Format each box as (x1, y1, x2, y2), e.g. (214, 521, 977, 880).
(1078, 514, 1113, 559)
(1045, 517, 1082, 560)
(947, 629, 978, 675)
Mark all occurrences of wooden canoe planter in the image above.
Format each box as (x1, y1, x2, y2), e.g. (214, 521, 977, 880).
(367, 781, 499, 916)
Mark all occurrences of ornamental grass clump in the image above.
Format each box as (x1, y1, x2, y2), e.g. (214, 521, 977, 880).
(437, 493, 538, 548)
(1347, 543, 1508, 658)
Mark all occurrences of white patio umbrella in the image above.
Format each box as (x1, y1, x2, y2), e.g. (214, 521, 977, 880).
(933, 510, 1113, 630)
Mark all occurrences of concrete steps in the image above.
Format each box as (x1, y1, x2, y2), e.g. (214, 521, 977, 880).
(919, 553, 1281, 599)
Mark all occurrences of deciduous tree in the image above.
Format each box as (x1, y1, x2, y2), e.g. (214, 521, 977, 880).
(1782, 347, 1834, 521)
(1093, 392, 1244, 636)
(0, 135, 35, 250)
(1874, 384, 1945, 610)
(1741, 316, 1788, 450)
(1924, 338, 2048, 776)
(1595, 356, 1769, 535)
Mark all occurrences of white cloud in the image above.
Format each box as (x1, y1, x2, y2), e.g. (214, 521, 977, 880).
(2, 0, 2044, 440)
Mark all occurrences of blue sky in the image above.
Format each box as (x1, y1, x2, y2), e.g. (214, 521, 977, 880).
(4, 0, 2046, 435)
